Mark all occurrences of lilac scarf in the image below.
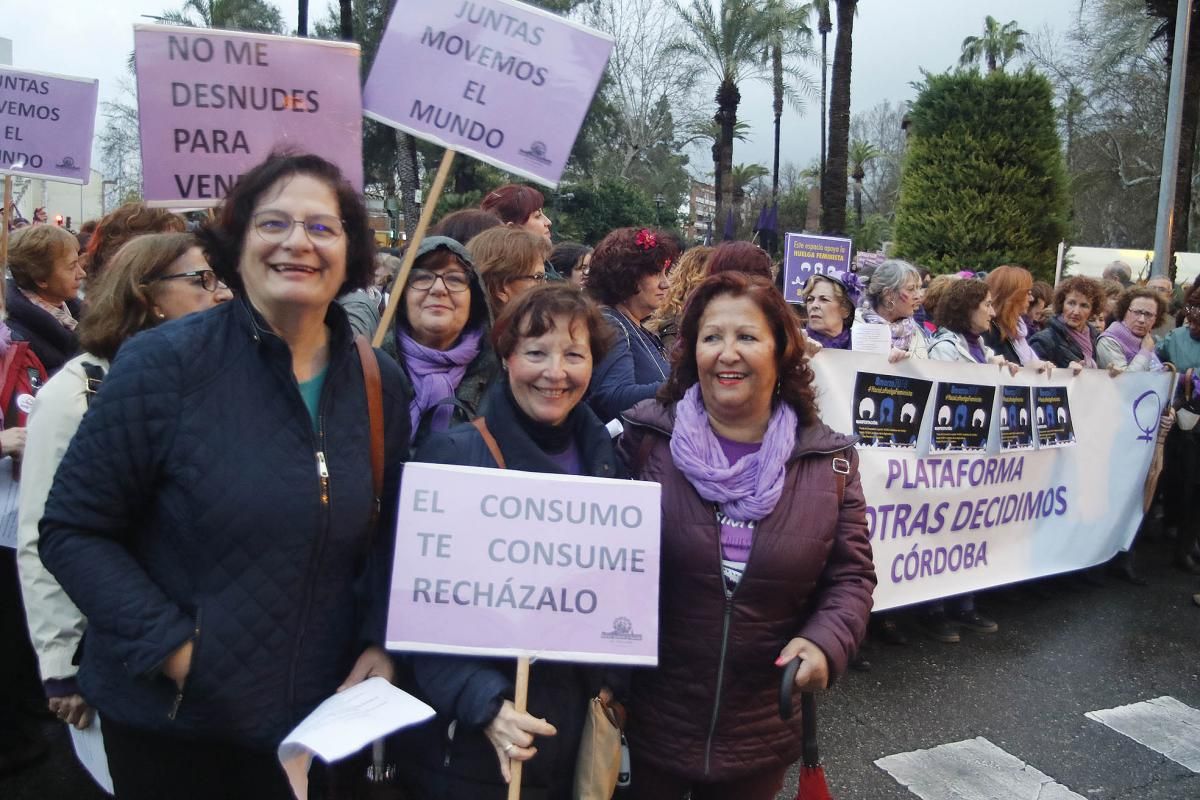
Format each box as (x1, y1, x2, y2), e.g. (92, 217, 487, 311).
(1063, 318, 1096, 368)
(669, 384, 798, 522)
(964, 333, 987, 364)
(805, 326, 851, 350)
(400, 327, 483, 440)
(1100, 321, 1163, 370)
(1011, 317, 1039, 366)
(862, 308, 923, 352)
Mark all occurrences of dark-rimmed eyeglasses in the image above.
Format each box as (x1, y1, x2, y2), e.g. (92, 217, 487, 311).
(252, 211, 345, 245)
(408, 269, 470, 293)
(148, 270, 221, 292)
(507, 273, 548, 286)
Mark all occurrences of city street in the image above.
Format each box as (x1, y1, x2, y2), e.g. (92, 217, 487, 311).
(4, 538, 1198, 800)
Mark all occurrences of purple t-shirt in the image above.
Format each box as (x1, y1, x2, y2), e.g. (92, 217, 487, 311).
(714, 434, 762, 589)
(546, 441, 582, 475)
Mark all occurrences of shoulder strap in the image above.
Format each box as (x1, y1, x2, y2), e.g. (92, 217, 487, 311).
(354, 336, 384, 512)
(832, 448, 852, 506)
(81, 362, 106, 408)
(471, 417, 507, 469)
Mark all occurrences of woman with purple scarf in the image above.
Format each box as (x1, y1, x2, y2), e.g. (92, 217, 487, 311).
(619, 273, 875, 799)
(1097, 287, 1168, 374)
(384, 236, 500, 447)
(854, 259, 928, 362)
(1030, 276, 1105, 372)
(803, 273, 858, 350)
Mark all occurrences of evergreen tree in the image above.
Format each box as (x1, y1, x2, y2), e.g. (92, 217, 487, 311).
(893, 70, 1068, 280)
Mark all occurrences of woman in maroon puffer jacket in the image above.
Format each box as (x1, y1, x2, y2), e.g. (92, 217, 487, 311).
(618, 272, 876, 799)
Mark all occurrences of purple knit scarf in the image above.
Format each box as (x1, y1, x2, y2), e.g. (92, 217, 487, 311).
(805, 326, 851, 350)
(400, 327, 483, 439)
(1011, 317, 1039, 366)
(669, 384, 798, 522)
(1100, 320, 1162, 369)
(1063, 318, 1096, 368)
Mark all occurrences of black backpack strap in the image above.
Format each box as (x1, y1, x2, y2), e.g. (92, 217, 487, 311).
(81, 362, 106, 408)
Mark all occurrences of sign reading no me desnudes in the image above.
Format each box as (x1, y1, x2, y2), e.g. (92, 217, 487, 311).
(387, 463, 661, 666)
(133, 24, 363, 207)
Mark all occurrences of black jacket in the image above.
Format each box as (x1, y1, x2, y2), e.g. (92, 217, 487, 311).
(39, 297, 410, 750)
(982, 321, 1021, 365)
(398, 381, 621, 800)
(6, 278, 81, 374)
(1029, 316, 1099, 368)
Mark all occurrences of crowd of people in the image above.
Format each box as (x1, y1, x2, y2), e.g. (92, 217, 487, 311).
(0, 150, 1194, 799)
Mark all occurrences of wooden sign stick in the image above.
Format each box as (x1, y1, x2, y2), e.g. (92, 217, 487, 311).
(371, 148, 457, 348)
(506, 655, 531, 800)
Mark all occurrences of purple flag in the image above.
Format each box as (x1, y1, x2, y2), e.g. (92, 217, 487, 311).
(134, 25, 364, 207)
(723, 208, 736, 241)
(0, 67, 98, 184)
(363, 0, 613, 188)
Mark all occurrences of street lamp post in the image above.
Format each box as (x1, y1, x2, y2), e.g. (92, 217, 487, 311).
(654, 193, 664, 226)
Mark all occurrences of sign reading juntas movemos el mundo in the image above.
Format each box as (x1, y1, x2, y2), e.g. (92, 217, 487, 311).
(133, 24, 363, 207)
(363, 0, 614, 187)
(1, 66, 98, 183)
(387, 463, 661, 666)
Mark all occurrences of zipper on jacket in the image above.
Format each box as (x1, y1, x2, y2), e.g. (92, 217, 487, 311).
(702, 595, 734, 775)
(168, 611, 202, 721)
(316, 451, 330, 506)
(289, 411, 332, 713)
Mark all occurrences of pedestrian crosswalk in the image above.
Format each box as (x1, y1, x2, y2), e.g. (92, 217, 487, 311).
(875, 695, 1199, 799)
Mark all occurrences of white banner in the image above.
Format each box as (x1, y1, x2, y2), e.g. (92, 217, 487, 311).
(808, 349, 1173, 610)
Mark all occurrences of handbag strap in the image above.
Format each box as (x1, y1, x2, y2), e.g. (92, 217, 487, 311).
(354, 336, 384, 520)
(471, 417, 507, 469)
(832, 448, 851, 505)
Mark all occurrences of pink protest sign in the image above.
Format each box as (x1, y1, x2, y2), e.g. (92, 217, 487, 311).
(1, 66, 98, 184)
(387, 463, 660, 666)
(363, 0, 613, 188)
(134, 25, 363, 208)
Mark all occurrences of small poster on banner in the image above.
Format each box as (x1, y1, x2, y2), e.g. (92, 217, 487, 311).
(1000, 386, 1035, 451)
(781, 233, 853, 303)
(0, 66, 98, 184)
(930, 382, 995, 452)
(852, 372, 932, 448)
(1034, 386, 1076, 447)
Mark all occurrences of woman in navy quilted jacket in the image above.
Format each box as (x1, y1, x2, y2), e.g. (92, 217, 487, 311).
(38, 153, 411, 799)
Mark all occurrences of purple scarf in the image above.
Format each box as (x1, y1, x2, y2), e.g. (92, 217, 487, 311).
(669, 384, 798, 522)
(964, 333, 987, 364)
(1063, 317, 1096, 368)
(862, 307, 923, 353)
(400, 327, 483, 440)
(805, 326, 851, 350)
(1100, 321, 1163, 370)
(1011, 317, 1039, 366)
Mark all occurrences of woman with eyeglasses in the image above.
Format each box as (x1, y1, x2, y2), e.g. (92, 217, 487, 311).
(1097, 287, 1167, 375)
(5, 225, 87, 375)
(584, 226, 679, 422)
(467, 226, 549, 319)
(383, 236, 500, 448)
(16, 233, 229, 738)
(38, 153, 411, 798)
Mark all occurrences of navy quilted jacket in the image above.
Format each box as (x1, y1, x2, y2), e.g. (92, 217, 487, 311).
(39, 297, 410, 750)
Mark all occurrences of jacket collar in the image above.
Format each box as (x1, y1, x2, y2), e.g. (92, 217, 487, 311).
(621, 396, 857, 459)
(482, 381, 619, 478)
(233, 294, 357, 372)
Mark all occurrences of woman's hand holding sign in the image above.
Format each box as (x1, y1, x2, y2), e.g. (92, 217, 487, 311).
(484, 699, 557, 783)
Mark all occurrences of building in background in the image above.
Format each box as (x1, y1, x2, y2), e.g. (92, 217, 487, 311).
(687, 181, 715, 243)
(10, 170, 105, 232)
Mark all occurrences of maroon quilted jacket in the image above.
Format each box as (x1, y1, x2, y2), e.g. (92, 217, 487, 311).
(618, 399, 876, 781)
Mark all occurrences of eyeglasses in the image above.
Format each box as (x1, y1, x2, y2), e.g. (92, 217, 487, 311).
(1127, 309, 1156, 319)
(252, 211, 345, 245)
(409, 269, 470, 293)
(507, 273, 548, 285)
(149, 269, 221, 292)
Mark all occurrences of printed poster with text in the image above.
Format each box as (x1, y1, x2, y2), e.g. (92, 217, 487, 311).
(0, 66, 98, 184)
(930, 382, 995, 453)
(781, 233, 853, 303)
(1035, 386, 1076, 448)
(852, 372, 932, 449)
(1000, 386, 1035, 451)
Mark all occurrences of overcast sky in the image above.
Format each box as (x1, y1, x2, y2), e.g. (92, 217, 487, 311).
(4, 1, 1081, 181)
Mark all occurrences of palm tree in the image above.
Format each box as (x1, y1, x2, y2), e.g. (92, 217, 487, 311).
(761, 1, 816, 200)
(815, 0, 833, 181)
(158, 0, 285, 32)
(732, 162, 770, 226)
(959, 15, 1027, 73)
(848, 139, 880, 226)
(820, 0, 855, 235)
(339, 0, 353, 38)
(669, 0, 807, 229)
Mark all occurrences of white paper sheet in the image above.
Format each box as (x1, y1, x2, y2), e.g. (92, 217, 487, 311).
(278, 678, 435, 798)
(851, 322, 893, 355)
(69, 715, 114, 795)
(0, 457, 20, 549)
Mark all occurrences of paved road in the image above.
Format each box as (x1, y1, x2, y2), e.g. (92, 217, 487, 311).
(4, 538, 1197, 799)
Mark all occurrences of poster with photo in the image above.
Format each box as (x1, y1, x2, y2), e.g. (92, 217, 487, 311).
(930, 382, 995, 452)
(999, 386, 1035, 451)
(1034, 386, 1076, 447)
(852, 372, 932, 449)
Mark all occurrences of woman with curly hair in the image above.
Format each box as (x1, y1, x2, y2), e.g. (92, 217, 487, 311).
(1029, 276, 1105, 370)
(585, 226, 679, 422)
(1096, 286, 1167, 374)
(618, 272, 874, 798)
(928, 279, 1002, 365)
(649, 245, 713, 353)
